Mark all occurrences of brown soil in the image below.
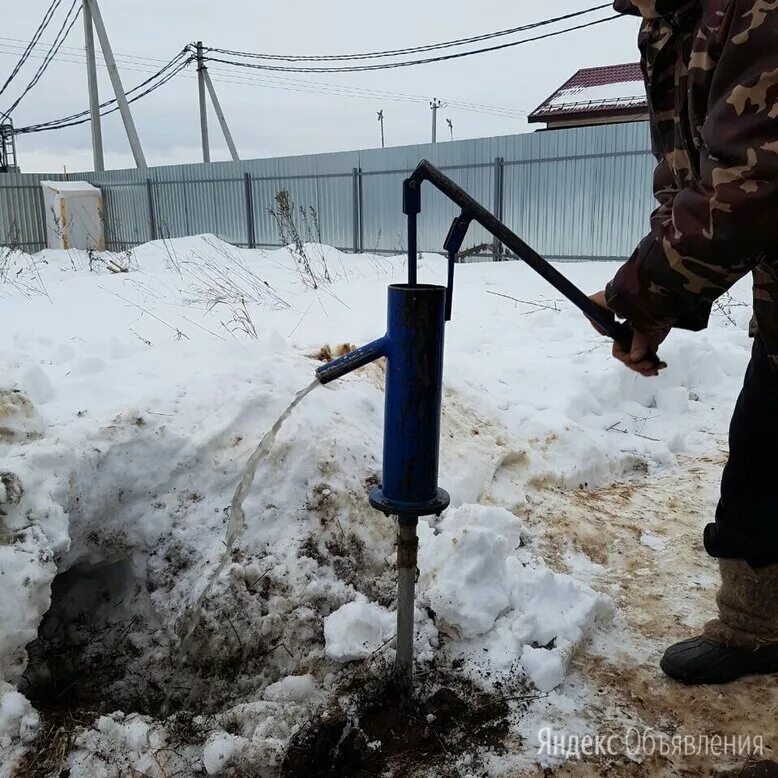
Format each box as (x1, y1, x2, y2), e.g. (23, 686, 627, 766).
(283, 670, 516, 777)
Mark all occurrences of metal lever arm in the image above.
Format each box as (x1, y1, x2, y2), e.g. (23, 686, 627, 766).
(408, 160, 660, 366)
(442, 213, 471, 321)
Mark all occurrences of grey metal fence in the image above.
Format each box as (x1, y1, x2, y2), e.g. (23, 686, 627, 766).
(0, 122, 655, 260)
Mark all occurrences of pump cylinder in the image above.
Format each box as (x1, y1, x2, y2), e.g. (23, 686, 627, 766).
(369, 284, 450, 517)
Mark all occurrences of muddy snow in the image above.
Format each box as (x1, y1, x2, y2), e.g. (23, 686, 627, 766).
(0, 235, 774, 776)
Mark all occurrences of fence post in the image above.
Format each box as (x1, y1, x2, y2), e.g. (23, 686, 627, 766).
(37, 183, 48, 251)
(352, 167, 359, 253)
(146, 178, 157, 241)
(244, 172, 255, 248)
(492, 156, 505, 261)
(358, 167, 364, 253)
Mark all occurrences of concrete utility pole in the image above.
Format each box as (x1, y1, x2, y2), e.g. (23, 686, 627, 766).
(203, 69, 239, 161)
(196, 41, 210, 163)
(430, 98, 442, 144)
(447, 118, 453, 142)
(86, 0, 146, 168)
(377, 109, 385, 148)
(82, 0, 104, 171)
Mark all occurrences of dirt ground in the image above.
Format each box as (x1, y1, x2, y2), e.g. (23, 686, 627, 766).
(513, 448, 778, 777)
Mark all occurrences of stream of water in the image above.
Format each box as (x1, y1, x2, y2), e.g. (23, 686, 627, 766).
(164, 379, 320, 711)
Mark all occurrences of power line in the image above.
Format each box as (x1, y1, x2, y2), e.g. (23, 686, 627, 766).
(0, 44, 188, 79)
(17, 60, 192, 134)
(3, 3, 618, 144)
(203, 15, 621, 74)
(0, 46, 527, 123)
(202, 67, 528, 118)
(8, 5, 616, 136)
(3, 5, 618, 129)
(204, 3, 613, 62)
(0, 0, 65, 98)
(0, 35, 181, 69)
(15, 52, 193, 133)
(1, 0, 82, 119)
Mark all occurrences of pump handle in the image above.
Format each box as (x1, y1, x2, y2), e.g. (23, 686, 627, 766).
(409, 160, 661, 369)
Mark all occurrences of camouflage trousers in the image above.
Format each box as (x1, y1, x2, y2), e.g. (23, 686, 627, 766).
(705, 337, 778, 567)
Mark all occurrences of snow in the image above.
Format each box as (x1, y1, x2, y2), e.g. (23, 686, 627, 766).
(547, 81, 646, 109)
(417, 505, 612, 690)
(640, 531, 668, 551)
(203, 732, 243, 775)
(0, 234, 755, 775)
(418, 514, 513, 638)
(264, 674, 316, 703)
(324, 598, 395, 662)
(40, 180, 100, 194)
(0, 683, 38, 747)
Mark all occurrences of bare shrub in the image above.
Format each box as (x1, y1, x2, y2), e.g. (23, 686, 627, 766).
(713, 291, 748, 327)
(180, 236, 290, 340)
(268, 190, 332, 288)
(86, 247, 135, 274)
(0, 223, 50, 300)
(159, 227, 182, 276)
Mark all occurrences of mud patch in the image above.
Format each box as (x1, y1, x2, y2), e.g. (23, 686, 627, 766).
(283, 669, 513, 777)
(522, 451, 778, 775)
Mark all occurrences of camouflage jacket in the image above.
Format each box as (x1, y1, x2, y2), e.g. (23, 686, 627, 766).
(605, 0, 778, 366)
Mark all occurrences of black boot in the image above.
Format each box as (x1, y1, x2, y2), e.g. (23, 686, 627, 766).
(660, 635, 778, 684)
(661, 560, 778, 684)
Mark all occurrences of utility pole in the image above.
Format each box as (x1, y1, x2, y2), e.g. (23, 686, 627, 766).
(0, 121, 19, 172)
(203, 69, 239, 161)
(446, 118, 453, 142)
(85, 0, 146, 168)
(196, 41, 210, 163)
(82, 0, 104, 171)
(430, 98, 442, 144)
(377, 109, 385, 148)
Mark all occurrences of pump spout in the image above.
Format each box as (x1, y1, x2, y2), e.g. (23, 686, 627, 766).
(315, 337, 387, 385)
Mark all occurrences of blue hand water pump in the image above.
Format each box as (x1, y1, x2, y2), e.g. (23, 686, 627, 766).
(315, 160, 655, 692)
(316, 176, 458, 519)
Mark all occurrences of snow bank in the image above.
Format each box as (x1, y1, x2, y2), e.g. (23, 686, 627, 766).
(0, 683, 39, 747)
(0, 235, 753, 774)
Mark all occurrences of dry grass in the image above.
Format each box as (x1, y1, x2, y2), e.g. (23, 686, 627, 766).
(180, 236, 290, 340)
(268, 190, 332, 289)
(12, 706, 98, 778)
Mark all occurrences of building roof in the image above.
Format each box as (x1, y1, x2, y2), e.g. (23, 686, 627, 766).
(40, 180, 100, 194)
(529, 63, 647, 125)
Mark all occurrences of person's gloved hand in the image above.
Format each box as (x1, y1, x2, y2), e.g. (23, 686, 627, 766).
(589, 290, 669, 378)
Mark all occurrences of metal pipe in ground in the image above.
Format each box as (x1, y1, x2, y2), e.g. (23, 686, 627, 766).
(396, 516, 419, 692)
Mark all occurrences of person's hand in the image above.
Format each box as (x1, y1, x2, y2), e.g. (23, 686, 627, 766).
(589, 291, 669, 377)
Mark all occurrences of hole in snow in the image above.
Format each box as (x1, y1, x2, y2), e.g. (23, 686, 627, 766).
(19, 557, 176, 718)
(19, 555, 275, 725)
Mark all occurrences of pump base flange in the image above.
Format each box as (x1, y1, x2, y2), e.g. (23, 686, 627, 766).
(369, 486, 450, 519)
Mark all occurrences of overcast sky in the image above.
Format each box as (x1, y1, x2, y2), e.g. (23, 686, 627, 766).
(2, 1, 641, 173)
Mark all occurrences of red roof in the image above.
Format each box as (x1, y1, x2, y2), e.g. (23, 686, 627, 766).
(529, 63, 647, 124)
(565, 62, 643, 89)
